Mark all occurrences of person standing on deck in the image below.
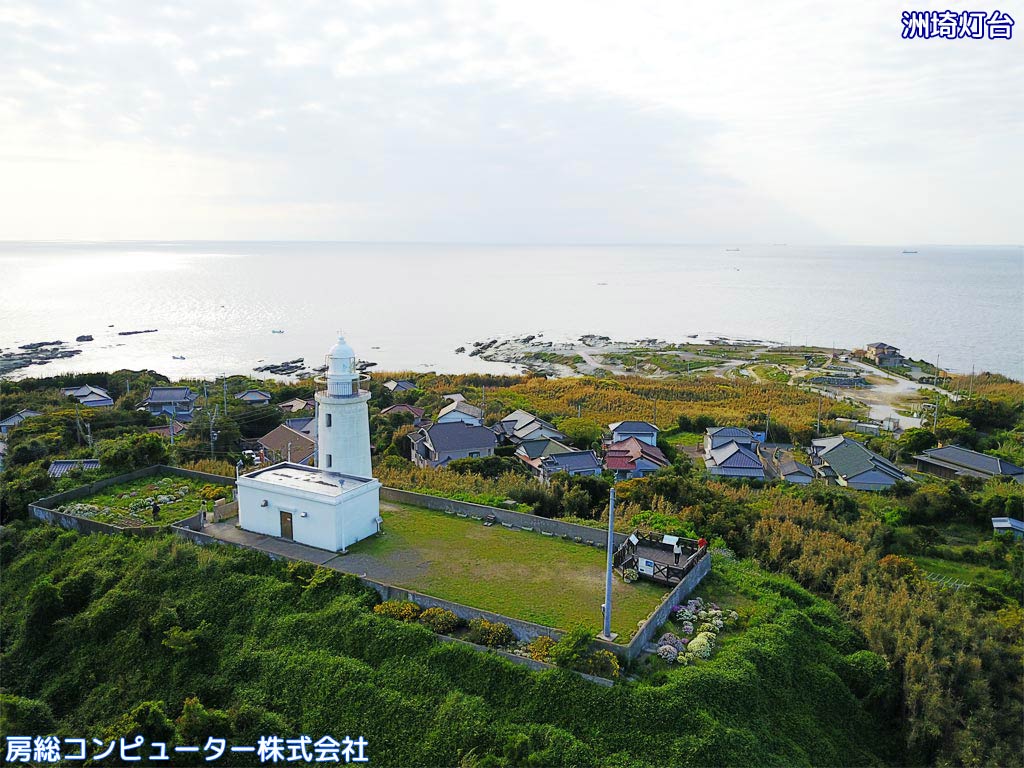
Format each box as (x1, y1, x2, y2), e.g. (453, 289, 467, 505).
(673, 541, 682, 565)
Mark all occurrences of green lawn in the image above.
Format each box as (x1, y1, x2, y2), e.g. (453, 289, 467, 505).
(665, 430, 704, 446)
(911, 555, 1015, 593)
(56, 474, 232, 527)
(346, 503, 670, 640)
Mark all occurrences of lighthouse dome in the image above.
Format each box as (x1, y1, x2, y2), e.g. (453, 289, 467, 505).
(329, 334, 355, 361)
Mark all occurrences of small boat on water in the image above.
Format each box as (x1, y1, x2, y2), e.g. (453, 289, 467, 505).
(687, 334, 698, 339)
(271, 329, 285, 334)
(172, 355, 186, 360)
(725, 248, 740, 252)
(902, 249, 918, 254)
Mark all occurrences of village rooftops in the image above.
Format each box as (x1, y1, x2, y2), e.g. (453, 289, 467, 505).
(258, 424, 316, 464)
(140, 386, 197, 405)
(539, 450, 602, 475)
(437, 400, 484, 421)
(381, 403, 425, 417)
(234, 389, 272, 403)
(62, 385, 114, 407)
(0, 409, 42, 432)
(239, 463, 374, 498)
(48, 459, 100, 478)
(277, 397, 315, 413)
(609, 420, 660, 434)
(914, 445, 1024, 481)
(412, 421, 497, 453)
(383, 380, 417, 392)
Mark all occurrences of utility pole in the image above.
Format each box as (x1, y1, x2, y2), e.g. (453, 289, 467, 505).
(287, 441, 292, 462)
(74, 403, 82, 446)
(209, 405, 219, 458)
(84, 423, 93, 452)
(600, 486, 617, 641)
(223, 379, 228, 415)
(816, 395, 822, 437)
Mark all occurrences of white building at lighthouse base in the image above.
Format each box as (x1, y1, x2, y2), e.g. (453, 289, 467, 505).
(237, 463, 381, 552)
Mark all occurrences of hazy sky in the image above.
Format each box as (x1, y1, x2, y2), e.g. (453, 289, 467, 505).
(1, 1, 1021, 243)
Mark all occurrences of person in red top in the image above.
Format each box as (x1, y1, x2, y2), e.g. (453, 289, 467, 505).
(697, 537, 708, 550)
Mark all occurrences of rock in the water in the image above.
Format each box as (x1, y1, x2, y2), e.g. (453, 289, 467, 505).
(76, 335, 94, 342)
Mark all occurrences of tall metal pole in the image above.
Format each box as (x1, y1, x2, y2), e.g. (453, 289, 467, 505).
(602, 486, 615, 639)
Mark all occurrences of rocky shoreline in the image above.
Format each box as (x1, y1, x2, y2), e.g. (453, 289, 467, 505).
(1, 341, 83, 376)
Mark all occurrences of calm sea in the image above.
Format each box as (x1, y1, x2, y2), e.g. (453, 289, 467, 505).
(1, 242, 1021, 380)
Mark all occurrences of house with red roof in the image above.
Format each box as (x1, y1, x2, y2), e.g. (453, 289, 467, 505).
(604, 437, 670, 480)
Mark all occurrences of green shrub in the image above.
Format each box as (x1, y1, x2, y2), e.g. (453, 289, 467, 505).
(418, 607, 461, 635)
(549, 625, 593, 669)
(465, 618, 515, 648)
(526, 635, 557, 662)
(372, 600, 422, 622)
(583, 649, 620, 679)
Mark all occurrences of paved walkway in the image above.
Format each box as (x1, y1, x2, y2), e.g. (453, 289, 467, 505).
(203, 502, 419, 582)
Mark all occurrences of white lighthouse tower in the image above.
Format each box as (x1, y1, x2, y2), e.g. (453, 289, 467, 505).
(236, 333, 381, 552)
(316, 333, 373, 477)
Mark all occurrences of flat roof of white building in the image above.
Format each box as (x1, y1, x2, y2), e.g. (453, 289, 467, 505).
(241, 463, 374, 497)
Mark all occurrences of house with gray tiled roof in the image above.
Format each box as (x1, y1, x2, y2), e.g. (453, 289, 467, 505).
(409, 422, 496, 468)
(704, 426, 758, 457)
(810, 436, 911, 490)
(705, 441, 766, 480)
(139, 386, 197, 419)
(383, 379, 417, 393)
(437, 399, 484, 426)
(0, 408, 42, 434)
(62, 384, 114, 408)
(48, 459, 100, 478)
(538, 450, 602, 481)
(914, 445, 1023, 483)
(493, 409, 566, 445)
(608, 421, 659, 446)
(234, 389, 272, 406)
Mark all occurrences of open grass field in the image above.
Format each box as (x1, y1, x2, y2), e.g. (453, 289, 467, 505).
(56, 474, 231, 527)
(346, 502, 669, 640)
(911, 555, 1017, 593)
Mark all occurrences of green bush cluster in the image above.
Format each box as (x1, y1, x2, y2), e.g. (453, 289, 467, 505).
(372, 600, 422, 622)
(418, 607, 462, 635)
(465, 618, 515, 648)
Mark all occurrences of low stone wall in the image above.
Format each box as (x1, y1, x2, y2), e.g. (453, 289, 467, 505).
(30, 504, 206, 537)
(213, 499, 239, 522)
(620, 551, 712, 656)
(32, 464, 234, 511)
(433, 635, 614, 687)
(380, 487, 626, 548)
(30, 464, 234, 535)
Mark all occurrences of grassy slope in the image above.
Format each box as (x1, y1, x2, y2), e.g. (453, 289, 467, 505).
(0, 523, 893, 767)
(349, 503, 666, 638)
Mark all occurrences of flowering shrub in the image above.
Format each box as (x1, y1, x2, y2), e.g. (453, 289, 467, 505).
(466, 618, 515, 648)
(525, 635, 557, 662)
(198, 484, 226, 501)
(688, 632, 716, 659)
(658, 632, 687, 652)
(699, 622, 716, 634)
(657, 644, 678, 662)
(373, 600, 422, 623)
(57, 503, 104, 518)
(622, 568, 639, 583)
(679, 621, 695, 636)
(418, 607, 461, 634)
(584, 649, 620, 679)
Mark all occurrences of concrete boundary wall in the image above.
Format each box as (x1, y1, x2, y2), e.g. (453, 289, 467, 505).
(380, 487, 627, 548)
(620, 553, 712, 654)
(30, 465, 233, 535)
